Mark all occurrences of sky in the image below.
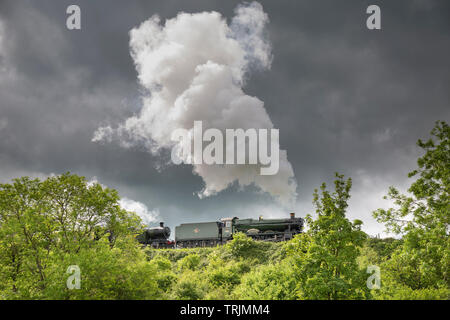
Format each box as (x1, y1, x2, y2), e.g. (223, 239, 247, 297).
(0, 0, 448, 237)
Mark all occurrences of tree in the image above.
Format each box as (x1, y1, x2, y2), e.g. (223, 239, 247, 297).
(0, 173, 144, 298)
(287, 173, 369, 299)
(373, 121, 449, 296)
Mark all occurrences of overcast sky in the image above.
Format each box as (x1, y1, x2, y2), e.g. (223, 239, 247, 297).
(0, 0, 448, 237)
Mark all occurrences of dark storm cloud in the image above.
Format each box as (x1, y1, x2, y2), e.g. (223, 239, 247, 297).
(0, 0, 448, 235)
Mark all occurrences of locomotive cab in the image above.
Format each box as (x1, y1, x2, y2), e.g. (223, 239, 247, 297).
(220, 217, 238, 240)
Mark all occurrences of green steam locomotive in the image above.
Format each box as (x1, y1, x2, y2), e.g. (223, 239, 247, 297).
(138, 213, 304, 248)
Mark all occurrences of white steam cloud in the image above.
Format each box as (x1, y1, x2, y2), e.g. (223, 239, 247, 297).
(93, 2, 297, 206)
(119, 198, 159, 226)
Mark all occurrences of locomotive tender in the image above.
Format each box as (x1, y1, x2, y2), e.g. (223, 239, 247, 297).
(138, 213, 303, 248)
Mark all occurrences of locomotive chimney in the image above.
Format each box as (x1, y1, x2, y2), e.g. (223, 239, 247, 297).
(290, 212, 295, 219)
(160, 222, 164, 227)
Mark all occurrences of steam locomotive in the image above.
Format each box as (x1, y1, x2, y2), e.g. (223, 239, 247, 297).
(137, 213, 304, 248)
(136, 222, 175, 249)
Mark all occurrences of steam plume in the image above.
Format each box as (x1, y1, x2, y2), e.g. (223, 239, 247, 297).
(93, 2, 297, 206)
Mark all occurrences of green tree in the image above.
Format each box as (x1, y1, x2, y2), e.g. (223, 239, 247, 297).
(373, 121, 449, 297)
(287, 173, 368, 300)
(0, 173, 144, 298)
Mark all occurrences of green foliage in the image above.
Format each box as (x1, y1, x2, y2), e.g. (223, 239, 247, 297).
(147, 247, 215, 263)
(223, 232, 284, 264)
(373, 121, 450, 297)
(0, 173, 150, 299)
(286, 174, 369, 300)
(171, 271, 209, 300)
(177, 254, 202, 271)
(207, 257, 250, 290)
(372, 285, 449, 300)
(365, 237, 402, 260)
(42, 237, 161, 300)
(148, 256, 176, 295)
(234, 261, 297, 300)
(357, 237, 402, 268)
(225, 232, 259, 259)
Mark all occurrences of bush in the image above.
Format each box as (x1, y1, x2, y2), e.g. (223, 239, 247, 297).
(223, 233, 283, 263)
(171, 271, 208, 300)
(233, 262, 297, 300)
(206, 258, 250, 289)
(149, 256, 176, 294)
(177, 254, 203, 271)
(373, 284, 450, 300)
(42, 237, 161, 300)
